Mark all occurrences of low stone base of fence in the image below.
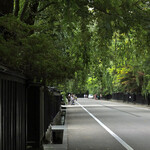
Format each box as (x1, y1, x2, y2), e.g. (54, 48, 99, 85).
(43, 105, 67, 150)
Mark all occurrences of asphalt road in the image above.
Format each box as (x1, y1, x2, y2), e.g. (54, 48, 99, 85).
(66, 98, 150, 150)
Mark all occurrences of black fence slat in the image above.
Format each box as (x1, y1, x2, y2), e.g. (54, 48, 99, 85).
(0, 79, 2, 150)
(12, 81, 17, 150)
(4, 80, 8, 150)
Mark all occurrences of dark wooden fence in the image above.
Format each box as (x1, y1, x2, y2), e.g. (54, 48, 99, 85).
(0, 66, 62, 150)
(111, 93, 150, 105)
(76, 93, 84, 98)
(0, 67, 26, 150)
(44, 87, 62, 132)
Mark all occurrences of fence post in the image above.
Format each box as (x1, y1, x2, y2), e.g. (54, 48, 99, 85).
(0, 79, 2, 150)
(26, 83, 44, 148)
(148, 94, 150, 105)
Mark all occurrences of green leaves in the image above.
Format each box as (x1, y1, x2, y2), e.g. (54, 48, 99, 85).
(0, 0, 150, 94)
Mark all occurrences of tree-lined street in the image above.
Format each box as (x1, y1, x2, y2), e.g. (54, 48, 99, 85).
(0, 1, 150, 150)
(67, 98, 150, 150)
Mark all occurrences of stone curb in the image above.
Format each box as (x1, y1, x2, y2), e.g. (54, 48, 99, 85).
(43, 106, 68, 150)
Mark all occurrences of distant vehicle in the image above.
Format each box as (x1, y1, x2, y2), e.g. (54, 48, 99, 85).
(88, 94, 93, 99)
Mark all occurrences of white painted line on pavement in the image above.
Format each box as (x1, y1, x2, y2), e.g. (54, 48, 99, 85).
(61, 104, 130, 108)
(76, 101, 134, 150)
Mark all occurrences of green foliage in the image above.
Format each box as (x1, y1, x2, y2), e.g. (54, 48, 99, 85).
(0, 0, 150, 95)
(0, 15, 32, 68)
(86, 76, 100, 95)
(61, 91, 67, 104)
(0, 15, 77, 84)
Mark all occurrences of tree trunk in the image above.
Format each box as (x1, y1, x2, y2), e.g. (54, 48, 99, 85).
(0, 0, 14, 16)
(14, 0, 19, 17)
(24, 0, 39, 25)
(20, 0, 39, 25)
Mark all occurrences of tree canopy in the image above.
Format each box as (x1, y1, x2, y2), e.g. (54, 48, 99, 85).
(0, 0, 150, 95)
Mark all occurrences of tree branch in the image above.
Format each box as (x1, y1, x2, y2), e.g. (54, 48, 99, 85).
(37, 2, 56, 13)
(20, 0, 29, 21)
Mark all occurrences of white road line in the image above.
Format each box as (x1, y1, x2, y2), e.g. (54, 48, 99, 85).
(61, 104, 130, 108)
(76, 101, 134, 150)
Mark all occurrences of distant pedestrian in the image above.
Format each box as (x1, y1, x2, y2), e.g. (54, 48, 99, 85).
(71, 94, 75, 105)
(100, 94, 102, 99)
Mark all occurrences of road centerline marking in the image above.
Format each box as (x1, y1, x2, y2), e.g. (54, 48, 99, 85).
(76, 101, 134, 150)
